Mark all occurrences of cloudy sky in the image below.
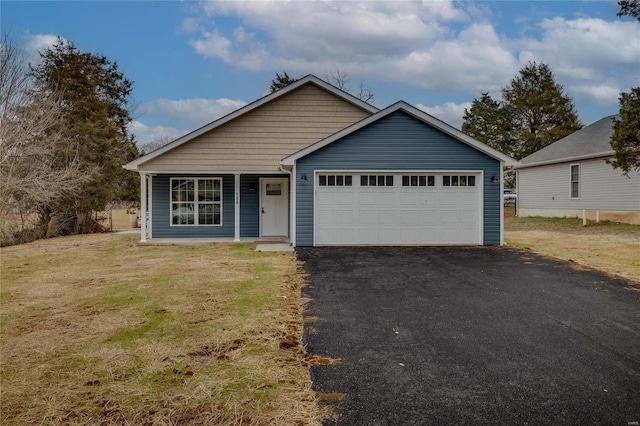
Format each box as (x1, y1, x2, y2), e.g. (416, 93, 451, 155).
(4, 1, 639, 146)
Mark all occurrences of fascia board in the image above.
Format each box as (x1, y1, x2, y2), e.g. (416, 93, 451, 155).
(515, 151, 614, 169)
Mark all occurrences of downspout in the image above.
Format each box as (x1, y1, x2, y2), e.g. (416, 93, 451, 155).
(139, 171, 147, 243)
(279, 163, 295, 246)
(500, 162, 505, 246)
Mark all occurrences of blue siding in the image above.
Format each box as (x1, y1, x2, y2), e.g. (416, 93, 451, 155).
(151, 174, 235, 238)
(295, 111, 501, 246)
(240, 175, 260, 238)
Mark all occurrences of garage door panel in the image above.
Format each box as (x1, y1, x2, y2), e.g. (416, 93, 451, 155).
(441, 210, 459, 223)
(378, 192, 396, 205)
(441, 228, 460, 243)
(358, 228, 378, 243)
(334, 192, 355, 205)
(400, 193, 420, 205)
(318, 227, 357, 243)
(359, 210, 377, 224)
(316, 209, 336, 224)
(335, 210, 354, 224)
(459, 227, 478, 242)
(315, 172, 480, 245)
(378, 228, 396, 243)
(358, 193, 377, 205)
(400, 210, 420, 225)
(440, 191, 459, 201)
(379, 210, 396, 224)
(420, 210, 438, 225)
(459, 209, 477, 223)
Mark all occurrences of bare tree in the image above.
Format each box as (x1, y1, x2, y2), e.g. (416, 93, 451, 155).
(324, 69, 375, 104)
(139, 135, 173, 155)
(356, 80, 375, 104)
(0, 34, 85, 243)
(325, 69, 351, 92)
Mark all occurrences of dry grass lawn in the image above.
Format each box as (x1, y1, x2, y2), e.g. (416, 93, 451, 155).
(505, 208, 640, 283)
(0, 234, 324, 425)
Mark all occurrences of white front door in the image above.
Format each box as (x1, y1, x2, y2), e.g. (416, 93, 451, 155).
(260, 178, 289, 237)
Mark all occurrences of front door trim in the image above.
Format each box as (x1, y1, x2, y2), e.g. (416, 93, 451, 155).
(259, 177, 289, 238)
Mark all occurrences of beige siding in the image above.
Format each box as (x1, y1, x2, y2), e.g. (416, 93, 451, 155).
(140, 84, 371, 172)
(517, 157, 640, 212)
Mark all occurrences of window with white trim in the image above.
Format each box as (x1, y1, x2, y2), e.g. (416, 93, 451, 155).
(570, 164, 579, 199)
(318, 175, 353, 186)
(443, 175, 476, 187)
(360, 175, 394, 187)
(171, 178, 222, 225)
(402, 175, 435, 187)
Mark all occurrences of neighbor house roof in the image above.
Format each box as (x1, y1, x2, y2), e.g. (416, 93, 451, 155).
(516, 115, 617, 169)
(281, 101, 517, 166)
(124, 75, 379, 171)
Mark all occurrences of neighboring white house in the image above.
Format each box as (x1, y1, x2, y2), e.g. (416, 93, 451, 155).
(515, 115, 640, 225)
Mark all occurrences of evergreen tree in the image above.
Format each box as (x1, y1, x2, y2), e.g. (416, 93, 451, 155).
(270, 71, 297, 92)
(618, 0, 640, 21)
(462, 62, 582, 160)
(30, 38, 139, 233)
(609, 87, 640, 173)
(462, 93, 512, 155)
(502, 62, 582, 159)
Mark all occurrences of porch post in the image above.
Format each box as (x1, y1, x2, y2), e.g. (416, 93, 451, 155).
(234, 173, 241, 241)
(147, 174, 153, 238)
(500, 164, 505, 246)
(139, 172, 147, 243)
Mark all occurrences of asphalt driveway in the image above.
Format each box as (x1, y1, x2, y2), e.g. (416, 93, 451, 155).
(298, 246, 640, 425)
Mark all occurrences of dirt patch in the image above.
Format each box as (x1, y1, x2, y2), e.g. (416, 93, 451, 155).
(188, 338, 245, 360)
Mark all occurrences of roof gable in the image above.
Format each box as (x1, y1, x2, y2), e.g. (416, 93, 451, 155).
(281, 101, 516, 166)
(125, 75, 379, 171)
(517, 115, 616, 168)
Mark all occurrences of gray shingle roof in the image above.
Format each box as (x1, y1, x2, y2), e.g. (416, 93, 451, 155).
(518, 115, 617, 167)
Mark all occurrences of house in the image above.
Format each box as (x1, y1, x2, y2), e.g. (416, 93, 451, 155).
(515, 115, 640, 224)
(124, 75, 516, 246)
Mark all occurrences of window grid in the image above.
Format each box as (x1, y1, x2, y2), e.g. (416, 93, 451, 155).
(171, 178, 222, 226)
(318, 175, 353, 187)
(570, 164, 579, 198)
(443, 175, 476, 187)
(402, 175, 435, 187)
(361, 175, 394, 187)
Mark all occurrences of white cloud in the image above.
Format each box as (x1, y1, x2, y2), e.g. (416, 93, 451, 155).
(188, 0, 493, 89)
(518, 18, 640, 89)
(416, 101, 472, 130)
(568, 84, 621, 106)
(185, 2, 640, 106)
(128, 121, 188, 146)
(24, 34, 63, 65)
(141, 97, 247, 128)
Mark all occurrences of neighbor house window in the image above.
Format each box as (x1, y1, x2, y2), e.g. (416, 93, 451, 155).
(171, 178, 222, 225)
(570, 164, 579, 199)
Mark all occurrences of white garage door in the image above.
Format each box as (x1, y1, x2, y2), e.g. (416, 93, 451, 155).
(315, 172, 481, 245)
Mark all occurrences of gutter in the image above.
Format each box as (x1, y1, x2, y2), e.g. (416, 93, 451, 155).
(515, 151, 614, 169)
